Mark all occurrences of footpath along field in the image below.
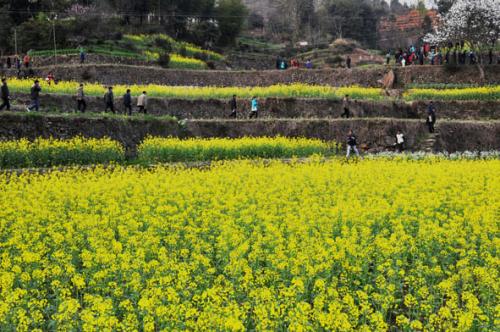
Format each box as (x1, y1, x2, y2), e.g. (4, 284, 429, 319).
(7, 78, 500, 101)
(0, 159, 498, 331)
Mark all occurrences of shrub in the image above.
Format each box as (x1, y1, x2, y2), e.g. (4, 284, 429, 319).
(325, 55, 344, 67)
(154, 37, 173, 53)
(157, 53, 171, 68)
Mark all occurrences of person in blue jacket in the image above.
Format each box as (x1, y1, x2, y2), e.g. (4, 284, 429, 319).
(249, 96, 259, 119)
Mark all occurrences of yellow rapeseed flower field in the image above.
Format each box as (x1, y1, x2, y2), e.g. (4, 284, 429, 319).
(6, 78, 384, 100)
(404, 86, 500, 101)
(138, 136, 340, 162)
(0, 137, 124, 168)
(6, 78, 499, 101)
(0, 159, 498, 331)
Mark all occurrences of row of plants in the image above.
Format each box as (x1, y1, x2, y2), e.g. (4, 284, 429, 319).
(137, 137, 339, 163)
(28, 46, 208, 70)
(2, 136, 499, 169)
(0, 137, 124, 168)
(143, 51, 207, 70)
(124, 34, 224, 61)
(404, 86, 500, 101)
(28, 48, 141, 59)
(7, 78, 500, 101)
(6, 79, 383, 100)
(0, 159, 498, 330)
(0, 136, 337, 168)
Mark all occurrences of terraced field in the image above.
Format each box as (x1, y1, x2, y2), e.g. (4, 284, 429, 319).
(0, 55, 499, 331)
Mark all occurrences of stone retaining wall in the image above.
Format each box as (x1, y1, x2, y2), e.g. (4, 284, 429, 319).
(9, 93, 500, 120)
(1, 114, 498, 153)
(2, 65, 498, 87)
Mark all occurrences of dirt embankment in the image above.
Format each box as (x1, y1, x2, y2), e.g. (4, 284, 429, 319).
(0, 113, 180, 155)
(9, 93, 500, 120)
(1, 114, 498, 153)
(2, 65, 498, 87)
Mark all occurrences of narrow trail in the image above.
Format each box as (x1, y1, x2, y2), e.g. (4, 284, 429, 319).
(421, 130, 439, 153)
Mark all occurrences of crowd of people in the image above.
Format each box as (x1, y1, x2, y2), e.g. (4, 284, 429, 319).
(275, 56, 315, 70)
(0, 54, 32, 71)
(275, 56, 354, 70)
(388, 43, 498, 67)
(1, 76, 434, 157)
(0, 39, 478, 157)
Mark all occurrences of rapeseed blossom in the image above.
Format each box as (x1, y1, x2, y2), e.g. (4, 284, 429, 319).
(138, 136, 339, 162)
(0, 159, 498, 330)
(0, 137, 124, 168)
(6, 77, 499, 101)
(7, 78, 385, 100)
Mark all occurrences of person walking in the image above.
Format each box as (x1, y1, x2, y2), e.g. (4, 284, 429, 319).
(341, 95, 351, 118)
(395, 130, 405, 152)
(6, 57, 11, 69)
(249, 96, 259, 119)
(276, 56, 282, 70)
(123, 89, 132, 115)
(23, 54, 30, 68)
(76, 83, 86, 113)
(104, 87, 115, 114)
(26, 80, 41, 112)
(229, 95, 237, 118)
(346, 130, 360, 159)
(46, 72, 55, 86)
(426, 101, 436, 133)
(79, 47, 86, 64)
(346, 56, 352, 69)
(15, 56, 21, 78)
(137, 91, 147, 114)
(0, 78, 10, 111)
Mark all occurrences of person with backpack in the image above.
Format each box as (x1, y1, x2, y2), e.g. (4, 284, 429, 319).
(137, 91, 147, 114)
(426, 101, 436, 133)
(123, 89, 132, 116)
(249, 96, 259, 119)
(76, 83, 86, 113)
(104, 87, 115, 114)
(346, 130, 360, 159)
(0, 78, 10, 111)
(341, 95, 351, 118)
(229, 95, 237, 118)
(26, 80, 41, 112)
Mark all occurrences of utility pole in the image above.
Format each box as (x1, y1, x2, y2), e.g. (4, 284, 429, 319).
(52, 16, 57, 66)
(14, 28, 18, 55)
(158, 0, 161, 23)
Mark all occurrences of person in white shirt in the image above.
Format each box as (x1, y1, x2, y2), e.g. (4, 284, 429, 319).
(396, 130, 405, 152)
(137, 91, 147, 114)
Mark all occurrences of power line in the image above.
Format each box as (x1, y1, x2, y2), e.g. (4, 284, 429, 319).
(3, 9, 251, 19)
